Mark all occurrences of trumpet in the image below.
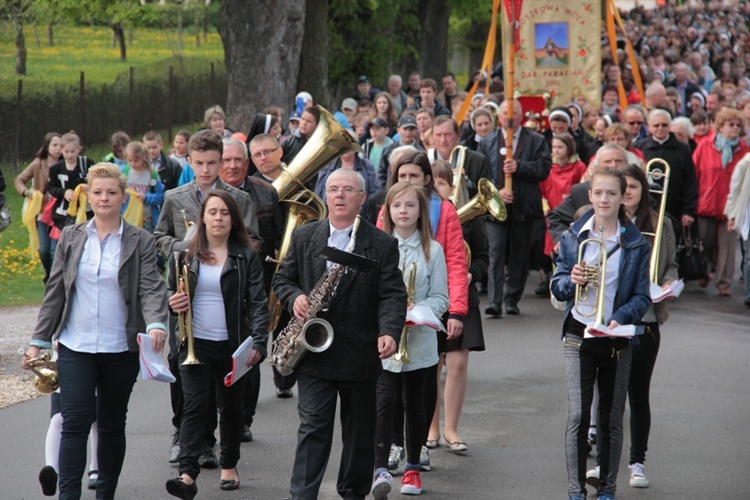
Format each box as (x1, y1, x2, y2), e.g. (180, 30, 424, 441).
(574, 226, 607, 326)
(181, 209, 197, 242)
(20, 350, 58, 395)
(393, 262, 417, 363)
(643, 159, 670, 284)
(174, 252, 200, 365)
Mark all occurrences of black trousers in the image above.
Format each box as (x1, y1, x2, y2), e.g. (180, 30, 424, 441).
(375, 367, 432, 468)
(57, 344, 139, 500)
(485, 217, 537, 306)
(178, 338, 245, 480)
(290, 374, 377, 500)
(628, 322, 661, 464)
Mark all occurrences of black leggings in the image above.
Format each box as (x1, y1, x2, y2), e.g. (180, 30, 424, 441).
(628, 322, 661, 464)
(375, 367, 433, 468)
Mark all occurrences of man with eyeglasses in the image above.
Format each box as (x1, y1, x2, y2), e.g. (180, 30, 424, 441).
(219, 136, 284, 440)
(273, 168, 406, 500)
(624, 105, 649, 144)
(635, 109, 698, 232)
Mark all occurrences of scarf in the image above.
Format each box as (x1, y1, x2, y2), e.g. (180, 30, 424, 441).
(715, 133, 740, 168)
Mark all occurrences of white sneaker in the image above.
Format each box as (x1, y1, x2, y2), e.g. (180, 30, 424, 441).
(387, 444, 404, 471)
(585, 465, 600, 489)
(419, 446, 431, 471)
(371, 470, 393, 499)
(629, 462, 649, 488)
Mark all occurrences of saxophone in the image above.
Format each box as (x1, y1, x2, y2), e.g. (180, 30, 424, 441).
(269, 215, 362, 376)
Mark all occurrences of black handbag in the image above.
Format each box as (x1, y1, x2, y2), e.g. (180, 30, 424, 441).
(676, 225, 705, 281)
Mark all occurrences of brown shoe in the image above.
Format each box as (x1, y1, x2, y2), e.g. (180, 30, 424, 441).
(698, 278, 709, 288)
(719, 288, 731, 297)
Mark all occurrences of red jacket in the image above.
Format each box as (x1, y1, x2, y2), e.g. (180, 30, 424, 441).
(692, 137, 749, 219)
(377, 199, 468, 317)
(540, 159, 587, 210)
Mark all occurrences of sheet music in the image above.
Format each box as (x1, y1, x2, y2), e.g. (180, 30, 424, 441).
(405, 305, 447, 332)
(137, 333, 176, 383)
(650, 279, 684, 303)
(224, 336, 255, 387)
(584, 322, 636, 339)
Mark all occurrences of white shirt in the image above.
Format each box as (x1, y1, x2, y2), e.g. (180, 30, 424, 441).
(327, 221, 354, 268)
(571, 217, 622, 326)
(192, 263, 229, 341)
(501, 128, 521, 153)
(59, 219, 129, 353)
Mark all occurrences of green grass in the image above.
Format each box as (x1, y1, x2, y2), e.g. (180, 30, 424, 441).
(1, 122, 198, 306)
(0, 24, 223, 85)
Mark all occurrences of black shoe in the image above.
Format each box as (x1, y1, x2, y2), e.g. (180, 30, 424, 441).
(484, 302, 502, 317)
(87, 470, 98, 490)
(169, 428, 180, 463)
(745, 298, 750, 308)
(276, 388, 293, 399)
(39, 465, 57, 496)
(241, 425, 253, 442)
(198, 445, 218, 469)
(535, 280, 550, 297)
(505, 303, 520, 315)
(166, 477, 197, 500)
(220, 478, 240, 491)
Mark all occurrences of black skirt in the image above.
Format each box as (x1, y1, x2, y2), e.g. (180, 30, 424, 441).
(438, 306, 485, 352)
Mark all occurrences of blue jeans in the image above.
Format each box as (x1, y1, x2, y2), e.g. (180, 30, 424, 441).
(37, 220, 57, 278)
(57, 344, 139, 500)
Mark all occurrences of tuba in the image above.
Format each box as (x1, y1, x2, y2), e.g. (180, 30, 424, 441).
(266, 190, 327, 332)
(269, 216, 362, 376)
(457, 178, 507, 265)
(273, 105, 363, 202)
(449, 145, 471, 210)
(20, 350, 58, 395)
(574, 226, 607, 326)
(643, 159, 670, 284)
(174, 252, 200, 365)
(393, 262, 417, 363)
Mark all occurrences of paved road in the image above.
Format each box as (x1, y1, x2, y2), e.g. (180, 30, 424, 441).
(1, 279, 748, 499)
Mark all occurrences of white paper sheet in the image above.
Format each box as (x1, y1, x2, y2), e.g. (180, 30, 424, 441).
(137, 333, 176, 383)
(584, 322, 636, 339)
(224, 336, 255, 387)
(650, 279, 684, 303)
(405, 305, 446, 332)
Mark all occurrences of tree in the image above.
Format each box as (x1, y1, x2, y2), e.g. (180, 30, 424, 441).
(0, 0, 32, 75)
(218, 0, 306, 132)
(298, 0, 329, 107)
(56, 0, 156, 61)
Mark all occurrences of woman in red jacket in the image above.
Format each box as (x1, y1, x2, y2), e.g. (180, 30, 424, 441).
(376, 150, 468, 470)
(692, 108, 749, 296)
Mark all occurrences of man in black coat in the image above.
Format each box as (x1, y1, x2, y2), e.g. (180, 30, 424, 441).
(478, 100, 551, 316)
(431, 116, 491, 199)
(634, 108, 699, 230)
(665, 62, 703, 116)
(272, 168, 407, 500)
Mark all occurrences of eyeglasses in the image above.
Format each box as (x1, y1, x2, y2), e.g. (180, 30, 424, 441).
(726, 122, 743, 128)
(651, 123, 670, 128)
(628, 121, 644, 126)
(251, 147, 279, 160)
(326, 186, 362, 195)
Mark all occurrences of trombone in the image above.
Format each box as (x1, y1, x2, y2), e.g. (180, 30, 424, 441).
(574, 226, 607, 326)
(174, 252, 200, 365)
(643, 159, 671, 284)
(393, 262, 417, 363)
(449, 145, 471, 210)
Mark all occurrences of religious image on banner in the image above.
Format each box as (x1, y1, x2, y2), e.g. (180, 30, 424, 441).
(501, 1, 602, 109)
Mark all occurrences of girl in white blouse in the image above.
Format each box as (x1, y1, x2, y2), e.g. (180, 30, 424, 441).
(372, 181, 449, 497)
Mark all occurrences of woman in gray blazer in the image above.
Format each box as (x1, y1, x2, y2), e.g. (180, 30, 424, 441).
(23, 163, 168, 500)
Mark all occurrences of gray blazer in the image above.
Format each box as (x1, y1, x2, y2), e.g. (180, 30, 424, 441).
(154, 178, 260, 259)
(272, 218, 407, 381)
(31, 220, 169, 353)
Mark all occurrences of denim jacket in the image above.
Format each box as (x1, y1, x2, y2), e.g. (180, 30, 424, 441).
(551, 208, 652, 340)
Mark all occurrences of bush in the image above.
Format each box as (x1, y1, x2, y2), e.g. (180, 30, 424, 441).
(0, 55, 227, 165)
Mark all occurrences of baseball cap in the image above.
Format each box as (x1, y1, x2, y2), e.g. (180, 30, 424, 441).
(341, 98, 358, 111)
(397, 115, 417, 128)
(289, 111, 302, 123)
(369, 117, 389, 129)
(358, 75, 370, 84)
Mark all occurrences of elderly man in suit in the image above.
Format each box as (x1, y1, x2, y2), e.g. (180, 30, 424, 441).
(429, 115, 491, 198)
(479, 99, 551, 316)
(273, 168, 407, 500)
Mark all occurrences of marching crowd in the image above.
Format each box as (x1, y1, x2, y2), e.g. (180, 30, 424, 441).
(6, 3, 750, 500)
